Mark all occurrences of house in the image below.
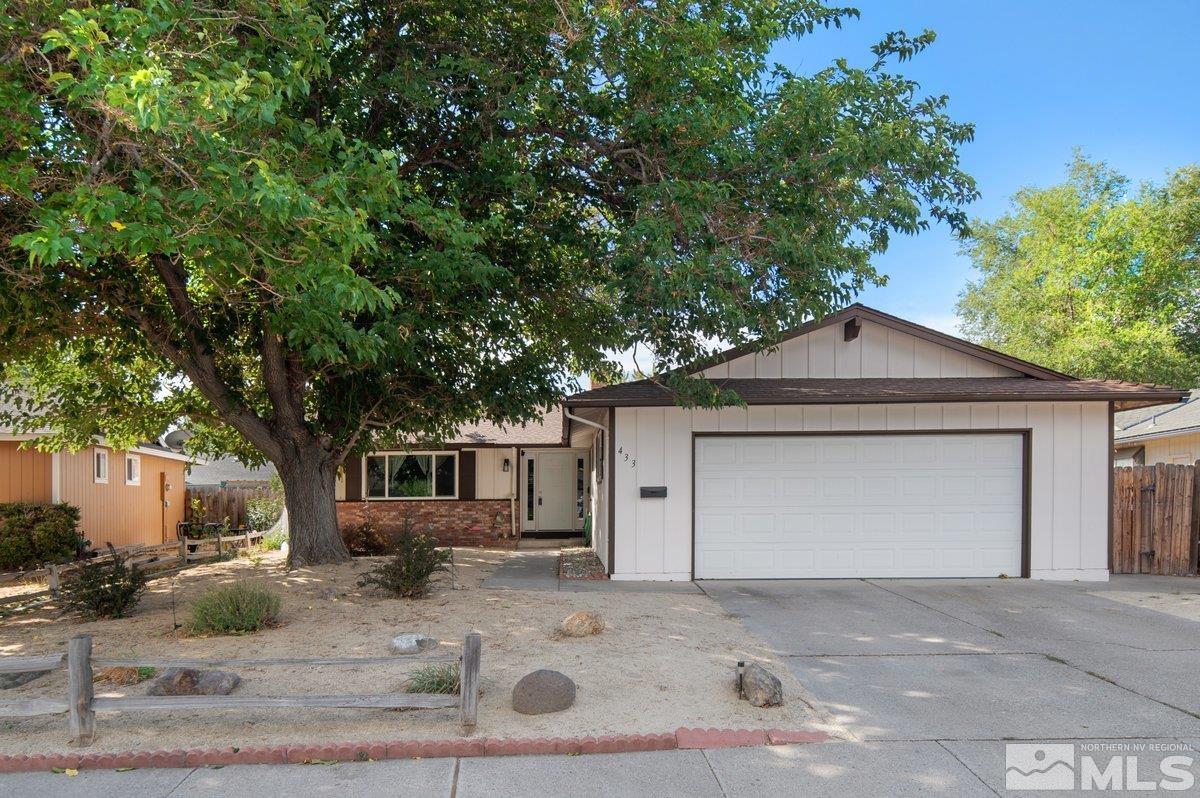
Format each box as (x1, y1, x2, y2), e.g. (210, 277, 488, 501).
(0, 432, 190, 550)
(1113, 390, 1200, 465)
(336, 304, 1185, 581)
(187, 455, 277, 489)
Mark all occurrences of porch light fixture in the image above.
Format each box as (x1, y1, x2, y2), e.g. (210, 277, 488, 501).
(502, 458, 511, 472)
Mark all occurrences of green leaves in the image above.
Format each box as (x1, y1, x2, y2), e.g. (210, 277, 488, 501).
(958, 154, 1200, 386)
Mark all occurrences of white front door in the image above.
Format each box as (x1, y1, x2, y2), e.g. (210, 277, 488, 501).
(694, 433, 1024, 579)
(536, 450, 577, 530)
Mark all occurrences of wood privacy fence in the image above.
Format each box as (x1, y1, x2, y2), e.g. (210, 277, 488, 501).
(0, 632, 481, 744)
(185, 486, 270, 529)
(1112, 464, 1200, 575)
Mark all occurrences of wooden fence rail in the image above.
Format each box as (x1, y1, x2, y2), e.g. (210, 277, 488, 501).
(0, 632, 482, 743)
(1112, 463, 1200, 575)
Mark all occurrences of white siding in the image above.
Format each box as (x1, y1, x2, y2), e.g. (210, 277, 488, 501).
(473, 448, 516, 500)
(1143, 431, 1200, 465)
(611, 401, 1110, 582)
(710, 319, 1022, 379)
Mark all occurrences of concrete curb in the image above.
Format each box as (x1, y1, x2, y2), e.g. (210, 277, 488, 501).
(0, 727, 827, 773)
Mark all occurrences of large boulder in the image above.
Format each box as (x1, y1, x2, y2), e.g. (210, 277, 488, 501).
(148, 668, 240, 696)
(390, 633, 437, 655)
(560, 610, 604, 637)
(0, 670, 49, 690)
(512, 669, 575, 715)
(739, 662, 784, 707)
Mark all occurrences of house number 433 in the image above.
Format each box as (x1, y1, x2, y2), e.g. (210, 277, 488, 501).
(617, 446, 635, 469)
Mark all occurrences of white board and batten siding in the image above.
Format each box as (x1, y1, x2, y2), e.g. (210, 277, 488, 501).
(702, 319, 1022, 379)
(611, 403, 1109, 581)
(472, 449, 515, 500)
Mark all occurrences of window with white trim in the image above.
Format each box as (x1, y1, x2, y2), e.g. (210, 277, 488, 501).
(125, 453, 141, 486)
(365, 452, 457, 499)
(94, 449, 109, 484)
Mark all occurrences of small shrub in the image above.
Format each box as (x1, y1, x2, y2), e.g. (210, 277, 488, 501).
(186, 582, 281, 635)
(245, 494, 284, 532)
(261, 527, 287, 551)
(0, 502, 86, 570)
(343, 517, 390, 556)
(356, 532, 450, 597)
(405, 662, 459, 694)
(59, 544, 149, 619)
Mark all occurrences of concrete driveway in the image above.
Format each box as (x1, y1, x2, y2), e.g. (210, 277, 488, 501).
(702, 575, 1200, 744)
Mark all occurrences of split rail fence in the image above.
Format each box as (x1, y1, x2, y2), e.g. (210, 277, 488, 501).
(1112, 463, 1200, 575)
(0, 632, 481, 744)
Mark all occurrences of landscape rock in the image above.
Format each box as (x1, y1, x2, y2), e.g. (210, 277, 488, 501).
(147, 668, 240, 696)
(512, 669, 576, 715)
(0, 670, 49, 690)
(390, 633, 437, 655)
(560, 610, 605, 637)
(739, 662, 784, 707)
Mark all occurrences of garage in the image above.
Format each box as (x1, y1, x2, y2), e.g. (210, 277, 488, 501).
(693, 433, 1027, 579)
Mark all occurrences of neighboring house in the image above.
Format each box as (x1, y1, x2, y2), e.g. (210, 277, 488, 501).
(187, 456, 277, 489)
(0, 433, 189, 550)
(337, 303, 1184, 582)
(1113, 390, 1200, 465)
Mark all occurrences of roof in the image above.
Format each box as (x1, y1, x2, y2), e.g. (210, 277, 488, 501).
(1114, 390, 1200, 443)
(566, 377, 1187, 409)
(437, 406, 566, 448)
(687, 303, 1075, 382)
(187, 456, 277, 487)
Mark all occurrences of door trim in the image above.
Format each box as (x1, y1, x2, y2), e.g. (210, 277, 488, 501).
(690, 429, 1033, 580)
(521, 448, 591, 534)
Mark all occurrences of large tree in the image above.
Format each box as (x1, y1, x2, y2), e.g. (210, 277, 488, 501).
(957, 154, 1200, 386)
(0, 0, 976, 565)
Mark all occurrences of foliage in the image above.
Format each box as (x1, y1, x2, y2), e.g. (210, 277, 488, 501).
(59, 543, 149, 620)
(0, 0, 976, 565)
(0, 502, 85, 571)
(245, 494, 284, 533)
(958, 154, 1200, 385)
(357, 532, 450, 598)
(404, 662, 459, 695)
(261, 527, 288, 551)
(343, 516, 391, 557)
(186, 582, 281, 635)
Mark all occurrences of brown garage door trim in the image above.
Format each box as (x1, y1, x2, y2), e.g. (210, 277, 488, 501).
(691, 429, 1032, 580)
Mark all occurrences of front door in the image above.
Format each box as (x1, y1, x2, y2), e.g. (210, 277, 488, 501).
(536, 450, 577, 531)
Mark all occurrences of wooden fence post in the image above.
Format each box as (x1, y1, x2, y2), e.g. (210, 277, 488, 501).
(244, 528, 252, 553)
(179, 536, 187, 566)
(46, 563, 60, 598)
(460, 632, 480, 732)
(67, 634, 95, 746)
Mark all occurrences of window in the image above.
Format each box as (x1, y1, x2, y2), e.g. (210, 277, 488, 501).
(125, 453, 141, 486)
(364, 453, 456, 499)
(94, 449, 109, 484)
(576, 456, 586, 521)
(526, 457, 535, 522)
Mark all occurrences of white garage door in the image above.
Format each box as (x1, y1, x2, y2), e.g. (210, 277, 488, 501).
(694, 434, 1024, 579)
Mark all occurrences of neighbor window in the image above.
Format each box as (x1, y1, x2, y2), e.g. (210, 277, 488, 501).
(365, 453, 456, 499)
(125, 453, 141, 486)
(94, 449, 109, 484)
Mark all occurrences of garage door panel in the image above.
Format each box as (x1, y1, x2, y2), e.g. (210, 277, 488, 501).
(694, 434, 1023, 579)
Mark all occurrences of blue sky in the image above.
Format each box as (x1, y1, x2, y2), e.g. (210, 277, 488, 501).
(771, 0, 1200, 333)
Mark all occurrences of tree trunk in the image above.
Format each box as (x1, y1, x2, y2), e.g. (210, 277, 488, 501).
(276, 450, 350, 568)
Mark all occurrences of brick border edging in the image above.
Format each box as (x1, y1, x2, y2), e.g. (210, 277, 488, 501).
(0, 728, 828, 773)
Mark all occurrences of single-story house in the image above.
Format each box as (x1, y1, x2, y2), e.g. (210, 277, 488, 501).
(1113, 390, 1200, 466)
(0, 432, 190, 550)
(335, 304, 1185, 582)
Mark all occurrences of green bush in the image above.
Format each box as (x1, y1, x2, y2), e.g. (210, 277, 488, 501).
(186, 582, 281, 635)
(405, 662, 459, 694)
(245, 494, 283, 532)
(343, 517, 390, 556)
(59, 544, 149, 619)
(0, 502, 85, 571)
(261, 526, 287, 551)
(356, 532, 450, 598)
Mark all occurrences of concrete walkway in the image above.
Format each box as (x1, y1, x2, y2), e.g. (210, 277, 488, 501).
(482, 551, 701, 593)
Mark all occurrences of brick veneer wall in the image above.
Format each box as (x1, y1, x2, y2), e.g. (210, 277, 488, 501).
(336, 499, 516, 549)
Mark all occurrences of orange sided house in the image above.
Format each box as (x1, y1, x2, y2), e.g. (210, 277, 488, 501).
(338, 304, 1187, 582)
(0, 432, 190, 550)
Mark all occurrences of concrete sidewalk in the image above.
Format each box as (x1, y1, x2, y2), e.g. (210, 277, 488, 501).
(481, 551, 701, 593)
(1, 741, 1002, 797)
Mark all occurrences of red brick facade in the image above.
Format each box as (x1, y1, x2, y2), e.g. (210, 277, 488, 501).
(336, 499, 517, 549)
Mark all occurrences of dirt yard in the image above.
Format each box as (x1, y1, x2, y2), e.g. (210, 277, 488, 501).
(0, 549, 831, 754)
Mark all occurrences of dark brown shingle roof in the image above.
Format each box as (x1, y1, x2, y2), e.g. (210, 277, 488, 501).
(566, 378, 1186, 410)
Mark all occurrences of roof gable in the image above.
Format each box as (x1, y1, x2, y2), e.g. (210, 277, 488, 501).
(692, 304, 1073, 382)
